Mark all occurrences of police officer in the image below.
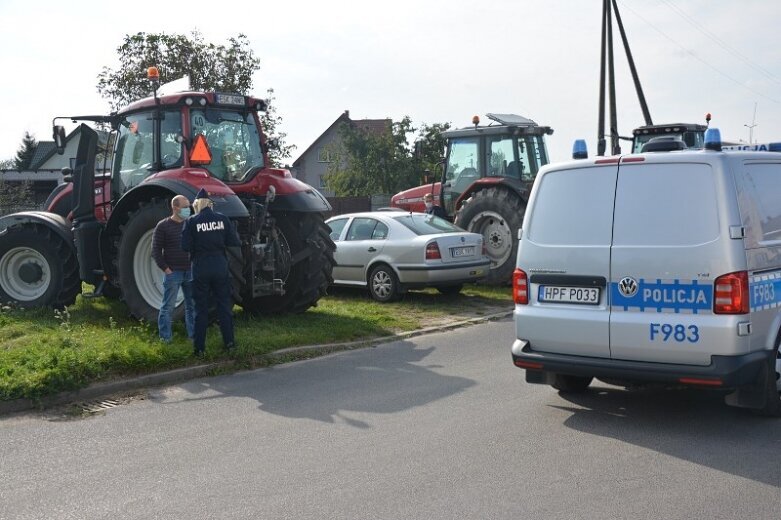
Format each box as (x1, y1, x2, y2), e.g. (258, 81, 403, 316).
(181, 188, 241, 356)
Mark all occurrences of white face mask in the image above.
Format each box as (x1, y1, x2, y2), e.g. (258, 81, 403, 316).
(425, 201, 433, 209)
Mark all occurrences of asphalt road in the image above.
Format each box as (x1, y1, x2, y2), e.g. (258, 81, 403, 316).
(2, 318, 780, 520)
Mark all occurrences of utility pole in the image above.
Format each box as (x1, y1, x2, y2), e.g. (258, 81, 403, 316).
(597, 0, 652, 156)
(744, 102, 758, 144)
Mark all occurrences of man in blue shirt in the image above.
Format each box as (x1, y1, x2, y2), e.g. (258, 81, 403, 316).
(181, 188, 241, 356)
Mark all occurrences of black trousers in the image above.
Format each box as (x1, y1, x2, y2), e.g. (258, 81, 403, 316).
(192, 255, 234, 352)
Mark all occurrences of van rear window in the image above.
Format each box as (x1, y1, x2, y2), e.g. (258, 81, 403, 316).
(526, 166, 617, 246)
(613, 163, 719, 246)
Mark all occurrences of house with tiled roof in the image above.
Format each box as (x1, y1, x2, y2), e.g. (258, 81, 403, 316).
(292, 110, 391, 197)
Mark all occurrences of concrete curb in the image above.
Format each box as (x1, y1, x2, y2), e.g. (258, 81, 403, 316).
(0, 310, 513, 416)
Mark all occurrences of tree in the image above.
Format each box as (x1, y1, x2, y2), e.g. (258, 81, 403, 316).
(260, 88, 296, 166)
(325, 118, 451, 197)
(97, 31, 291, 164)
(13, 132, 37, 170)
(0, 158, 15, 169)
(0, 180, 33, 215)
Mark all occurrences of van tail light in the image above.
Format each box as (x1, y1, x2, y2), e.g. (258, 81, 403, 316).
(481, 240, 487, 256)
(713, 271, 749, 314)
(513, 268, 529, 304)
(425, 242, 441, 260)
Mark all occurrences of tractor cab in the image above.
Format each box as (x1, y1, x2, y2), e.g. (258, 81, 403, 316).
(440, 113, 552, 215)
(631, 122, 708, 154)
(111, 92, 268, 201)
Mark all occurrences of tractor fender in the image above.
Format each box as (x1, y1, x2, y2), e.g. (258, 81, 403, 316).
(106, 180, 248, 235)
(0, 211, 74, 250)
(267, 189, 332, 213)
(454, 177, 529, 211)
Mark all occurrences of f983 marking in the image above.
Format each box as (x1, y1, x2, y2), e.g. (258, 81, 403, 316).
(649, 323, 700, 343)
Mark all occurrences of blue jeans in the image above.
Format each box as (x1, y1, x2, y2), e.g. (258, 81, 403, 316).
(158, 270, 195, 342)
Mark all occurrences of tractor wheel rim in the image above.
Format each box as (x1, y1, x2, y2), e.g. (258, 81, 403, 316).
(372, 271, 391, 298)
(469, 210, 513, 268)
(0, 247, 51, 301)
(133, 230, 183, 310)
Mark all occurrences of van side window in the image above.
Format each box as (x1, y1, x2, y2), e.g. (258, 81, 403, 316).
(613, 163, 719, 246)
(739, 163, 781, 245)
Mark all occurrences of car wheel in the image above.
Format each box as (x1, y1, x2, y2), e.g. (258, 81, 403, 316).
(368, 265, 400, 303)
(551, 374, 593, 393)
(436, 284, 463, 296)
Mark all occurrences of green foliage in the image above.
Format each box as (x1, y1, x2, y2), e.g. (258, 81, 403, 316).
(260, 88, 295, 167)
(0, 285, 510, 401)
(0, 179, 34, 214)
(325, 117, 451, 196)
(97, 31, 260, 110)
(0, 158, 15, 169)
(13, 131, 37, 170)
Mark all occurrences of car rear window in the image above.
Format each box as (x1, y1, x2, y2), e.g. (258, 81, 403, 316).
(393, 214, 462, 235)
(526, 165, 617, 246)
(613, 162, 718, 246)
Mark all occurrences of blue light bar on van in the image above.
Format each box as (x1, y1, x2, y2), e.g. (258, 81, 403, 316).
(704, 128, 722, 151)
(769, 143, 781, 152)
(572, 139, 588, 159)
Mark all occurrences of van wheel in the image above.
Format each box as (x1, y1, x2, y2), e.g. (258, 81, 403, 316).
(753, 348, 781, 417)
(551, 374, 593, 393)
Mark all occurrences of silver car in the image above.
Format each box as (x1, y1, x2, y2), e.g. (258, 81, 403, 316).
(326, 211, 490, 302)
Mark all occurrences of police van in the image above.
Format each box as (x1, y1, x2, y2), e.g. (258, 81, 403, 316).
(510, 130, 781, 415)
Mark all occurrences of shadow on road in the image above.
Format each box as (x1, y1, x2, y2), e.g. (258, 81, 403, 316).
(551, 385, 781, 487)
(173, 340, 475, 428)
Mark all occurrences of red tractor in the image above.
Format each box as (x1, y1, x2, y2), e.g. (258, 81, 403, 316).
(0, 71, 335, 320)
(391, 113, 553, 285)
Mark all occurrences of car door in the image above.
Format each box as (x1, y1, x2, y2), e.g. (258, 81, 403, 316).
(609, 158, 739, 366)
(336, 217, 387, 285)
(517, 163, 617, 358)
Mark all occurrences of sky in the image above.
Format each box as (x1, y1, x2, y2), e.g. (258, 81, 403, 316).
(1, 0, 780, 166)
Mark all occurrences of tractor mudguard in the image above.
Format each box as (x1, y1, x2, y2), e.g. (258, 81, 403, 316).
(0, 211, 74, 248)
(267, 189, 332, 213)
(112, 179, 249, 221)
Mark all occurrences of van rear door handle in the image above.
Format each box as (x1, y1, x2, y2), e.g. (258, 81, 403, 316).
(367, 247, 377, 252)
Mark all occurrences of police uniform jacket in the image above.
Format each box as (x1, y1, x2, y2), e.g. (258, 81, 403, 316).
(181, 206, 241, 259)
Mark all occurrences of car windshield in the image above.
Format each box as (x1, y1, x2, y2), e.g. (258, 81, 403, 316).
(393, 214, 463, 235)
(189, 108, 264, 182)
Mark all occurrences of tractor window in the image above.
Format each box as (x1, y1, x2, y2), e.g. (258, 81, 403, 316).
(189, 108, 264, 183)
(517, 135, 547, 182)
(160, 112, 183, 169)
(488, 136, 516, 178)
(114, 112, 155, 193)
(112, 110, 183, 197)
(444, 137, 481, 214)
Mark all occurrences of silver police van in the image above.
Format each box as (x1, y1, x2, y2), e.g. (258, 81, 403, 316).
(510, 131, 781, 415)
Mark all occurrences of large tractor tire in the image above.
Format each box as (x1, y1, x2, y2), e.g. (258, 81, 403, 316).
(114, 198, 184, 322)
(455, 187, 525, 285)
(0, 224, 80, 308)
(239, 212, 335, 315)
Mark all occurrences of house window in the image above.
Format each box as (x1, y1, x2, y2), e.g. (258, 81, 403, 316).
(319, 175, 327, 189)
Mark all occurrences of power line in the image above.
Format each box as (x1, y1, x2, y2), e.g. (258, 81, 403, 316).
(616, 0, 780, 104)
(659, 0, 781, 86)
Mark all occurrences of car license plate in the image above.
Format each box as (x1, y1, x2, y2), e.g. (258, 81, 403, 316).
(538, 286, 600, 304)
(451, 246, 475, 257)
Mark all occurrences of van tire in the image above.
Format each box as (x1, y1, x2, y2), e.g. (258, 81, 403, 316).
(551, 374, 593, 393)
(753, 348, 781, 417)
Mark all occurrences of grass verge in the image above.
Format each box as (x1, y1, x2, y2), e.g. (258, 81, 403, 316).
(0, 284, 510, 401)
